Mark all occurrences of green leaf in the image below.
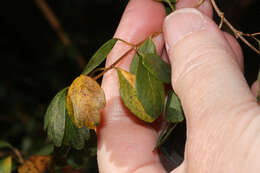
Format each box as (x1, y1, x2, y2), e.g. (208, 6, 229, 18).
(34, 144, 54, 156)
(256, 39, 260, 51)
(44, 88, 68, 147)
(155, 123, 178, 149)
(165, 90, 184, 123)
(117, 69, 155, 122)
(0, 156, 12, 173)
(257, 69, 260, 102)
(82, 38, 118, 75)
(155, 90, 184, 148)
(136, 57, 165, 119)
(130, 37, 157, 74)
(158, 0, 176, 14)
(0, 141, 13, 150)
(63, 113, 90, 150)
(130, 54, 140, 75)
(142, 53, 171, 83)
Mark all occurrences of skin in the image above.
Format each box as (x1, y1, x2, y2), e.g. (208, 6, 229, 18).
(97, 0, 260, 172)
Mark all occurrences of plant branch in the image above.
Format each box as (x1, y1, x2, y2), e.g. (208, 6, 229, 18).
(195, 0, 205, 8)
(33, 0, 86, 68)
(93, 48, 135, 81)
(93, 32, 162, 80)
(12, 147, 24, 164)
(242, 32, 260, 37)
(210, 0, 260, 55)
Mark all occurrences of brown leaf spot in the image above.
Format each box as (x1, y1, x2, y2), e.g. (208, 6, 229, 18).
(66, 75, 106, 129)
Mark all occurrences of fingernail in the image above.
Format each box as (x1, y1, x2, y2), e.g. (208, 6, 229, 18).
(164, 8, 207, 52)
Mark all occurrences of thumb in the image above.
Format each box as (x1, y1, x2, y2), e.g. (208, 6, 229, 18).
(164, 8, 260, 171)
(163, 8, 257, 127)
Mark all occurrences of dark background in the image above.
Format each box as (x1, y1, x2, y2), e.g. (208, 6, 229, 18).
(0, 0, 259, 172)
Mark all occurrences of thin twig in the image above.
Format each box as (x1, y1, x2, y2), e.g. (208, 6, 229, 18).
(242, 32, 260, 37)
(218, 12, 224, 29)
(195, 0, 205, 8)
(33, 0, 86, 68)
(93, 32, 162, 81)
(93, 48, 134, 80)
(210, 0, 260, 55)
(12, 148, 24, 164)
(89, 67, 106, 77)
(116, 38, 137, 48)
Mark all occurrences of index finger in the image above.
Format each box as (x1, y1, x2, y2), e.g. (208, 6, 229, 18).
(98, 0, 166, 173)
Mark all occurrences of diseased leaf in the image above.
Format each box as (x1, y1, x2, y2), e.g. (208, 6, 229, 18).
(0, 141, 13, 149)
(165, 90, 184, 123)
(136, 57, 165, 119)
(18, 156, 53, 173)
(0, 156, 12, 173)
(66, 75, 106, 129)
(257, 69, 260, 102)
(63, 113, 90, 150)
(44, 88, 68, 147)
(130, 37, 157, 74)
(117, 69, 154, 122)
(142, 53, 171, 84)
(82, 38, 118, 75)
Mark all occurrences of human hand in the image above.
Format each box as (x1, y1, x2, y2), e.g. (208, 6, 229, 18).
(97, 0, 260, 173)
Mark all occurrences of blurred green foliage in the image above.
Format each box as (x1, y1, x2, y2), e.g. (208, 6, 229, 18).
(0, 0, 127, 172)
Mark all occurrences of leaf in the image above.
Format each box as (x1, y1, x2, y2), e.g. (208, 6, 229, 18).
(18, 156, 53, 173)
(257, 69, 260, 102)
(33, 144, 54, 156)
(0, 141, 13, 149)
(44, 88, 68, 147)
(82, 38, 118, 75)
(117, 68, 154, 122)
(256, 39, 260, 51)
(130, 54, 140, 75)
(63, 113, 90, 150)
(130, 37, 157, 74)
(66, 75, 106, 129)
(155, 123, 178, 149)
(142, 53, 171, 84)
(155, 90, 184, 148)
(136, 57, 165, 119)
(0, 156, 12, 173)
(158, 0, 176, 14)
(165, 90, 184, 123)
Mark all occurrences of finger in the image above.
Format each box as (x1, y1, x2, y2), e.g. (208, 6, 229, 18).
(170, 163, 185, 173)
(102, 2, 165, 101)
(251, 80, 258, 97)
(160, 0, 214, 75)
(164, 8, 260, 170)
(176, 0, 213, 18)
(98, 0, 167, 173)
(223, 32, 244, 71)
